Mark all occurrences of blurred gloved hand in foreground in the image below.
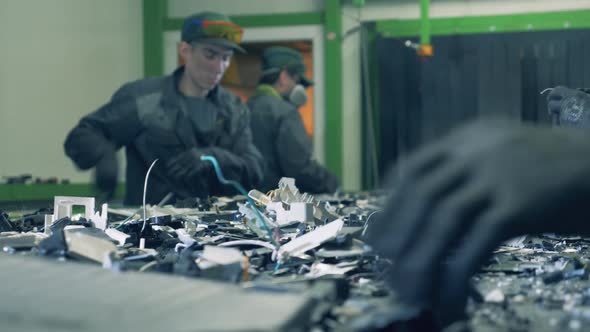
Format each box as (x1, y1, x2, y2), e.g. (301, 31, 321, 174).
(367, 118, 590, 327)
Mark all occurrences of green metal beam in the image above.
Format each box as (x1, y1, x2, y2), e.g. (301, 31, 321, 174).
(0, 184, 125, 202)
(142, 0, 167, 77)
(324, 0, 343, 179)
(352, 0, 365, 7)
(377, 10, 590, 37)
(162, 12, 323, 30)
(368, 24, 380, 189)
(420, 0, 430, 45)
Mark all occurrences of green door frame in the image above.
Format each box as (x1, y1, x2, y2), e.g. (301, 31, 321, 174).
(142, 0, 166, 77)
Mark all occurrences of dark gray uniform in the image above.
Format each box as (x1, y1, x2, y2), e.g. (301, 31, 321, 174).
(247, 85, 339, 193)
(65, 67, 263, 205)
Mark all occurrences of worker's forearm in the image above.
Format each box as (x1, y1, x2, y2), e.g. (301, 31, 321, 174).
(64, 125, 115, 170)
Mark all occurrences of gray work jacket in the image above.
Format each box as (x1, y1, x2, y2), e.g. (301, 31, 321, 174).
(65, 67, 263, 205)
(247, 85, 339, 193)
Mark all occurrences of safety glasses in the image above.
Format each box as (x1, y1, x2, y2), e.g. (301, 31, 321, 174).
(189, 20, 244, 44)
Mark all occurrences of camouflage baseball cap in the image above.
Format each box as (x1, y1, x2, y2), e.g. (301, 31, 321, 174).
(181, 12, 245, 53)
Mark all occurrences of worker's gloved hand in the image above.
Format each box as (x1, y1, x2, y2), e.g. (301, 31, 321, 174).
(322, 171, 340, 194)
(166, 147, 210, 183)
(547, 86, 590, 128)
(94, 146, 118, 201)
(366, 118, 590, 328)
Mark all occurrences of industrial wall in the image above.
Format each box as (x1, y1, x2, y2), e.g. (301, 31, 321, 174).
(0, 0, 143, 183)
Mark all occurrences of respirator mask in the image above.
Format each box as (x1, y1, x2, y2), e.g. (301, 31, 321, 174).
(288, 84, 308, 107)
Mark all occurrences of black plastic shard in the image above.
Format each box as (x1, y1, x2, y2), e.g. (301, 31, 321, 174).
(0, 211, 14, 232)
(37, 217, 73, 256)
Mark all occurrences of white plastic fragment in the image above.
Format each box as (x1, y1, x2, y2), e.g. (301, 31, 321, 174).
(90, 203, 108, 231)
(0, 232, 48, 249)
(184, 221, 198, 236)
(105, 228, 131, 245)
(152, 225, 175, 233)
(484, 289, 505, 303)
(278, 218, 344, 261)
(248, 189, 272, 206)
(50, 196, 108, 230)
(267, 201, 315, 226)
(503, 235, 528, 248)
(44, 214, 54, 234)
(239, 203, 277, 237)
(305, 262, 356, 278)
(54, 196, 95, 221)
(176, 229, 196, 246)
(199, 245, 244, 267)
(219, 240, 276, 252)
(64, 228, 117, 264)
(63, 225, 85, 231)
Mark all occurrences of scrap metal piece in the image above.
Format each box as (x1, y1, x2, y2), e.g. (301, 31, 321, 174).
(504, 235, 529, 248)
(44, 214, 53, 234)
(92, 203, 108, 231)
(274, 178, 340, 224)
(316, 238, 368, 259)
(485, 289, 506, 303)
(184, 220, 199, 236)
(197, 245, 245, 283)
(239, 203, 277, 239)
(0, 232, 48, 249)
(0, 211, 14, 232)
(105, 228, 131, 245)
(64, 227, 117, 264)
(267, 201, 315, 226)
(38, 217, 73, 256)
(248, 189, 273, 206)
(175, 228, 196, 247)
(278, 218, 344, 262)
(200, 245, 244, 266)
(13, 208, 51, 232)
(305, 262, 357, 278)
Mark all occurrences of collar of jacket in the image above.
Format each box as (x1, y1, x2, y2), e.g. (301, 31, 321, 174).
(159, 66, 231, 149)
(161, 66, 223, 108)
(254, 84, 282, 100)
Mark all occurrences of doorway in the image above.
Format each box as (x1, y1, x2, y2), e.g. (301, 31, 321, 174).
(223, 41, 314, 137)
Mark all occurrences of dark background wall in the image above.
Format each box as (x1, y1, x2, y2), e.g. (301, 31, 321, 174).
(376, 29, 590, 178)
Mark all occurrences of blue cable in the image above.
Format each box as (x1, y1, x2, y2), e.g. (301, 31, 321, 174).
(201, 155, 279, 248)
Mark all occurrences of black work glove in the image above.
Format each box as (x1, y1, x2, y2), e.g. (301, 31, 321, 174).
(321, 171, 340, 194)
(166, 147, 211, 184)
(547, 86, 590, 128)
(94, 146, 118, 202)
(367, 119, 590, 328)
